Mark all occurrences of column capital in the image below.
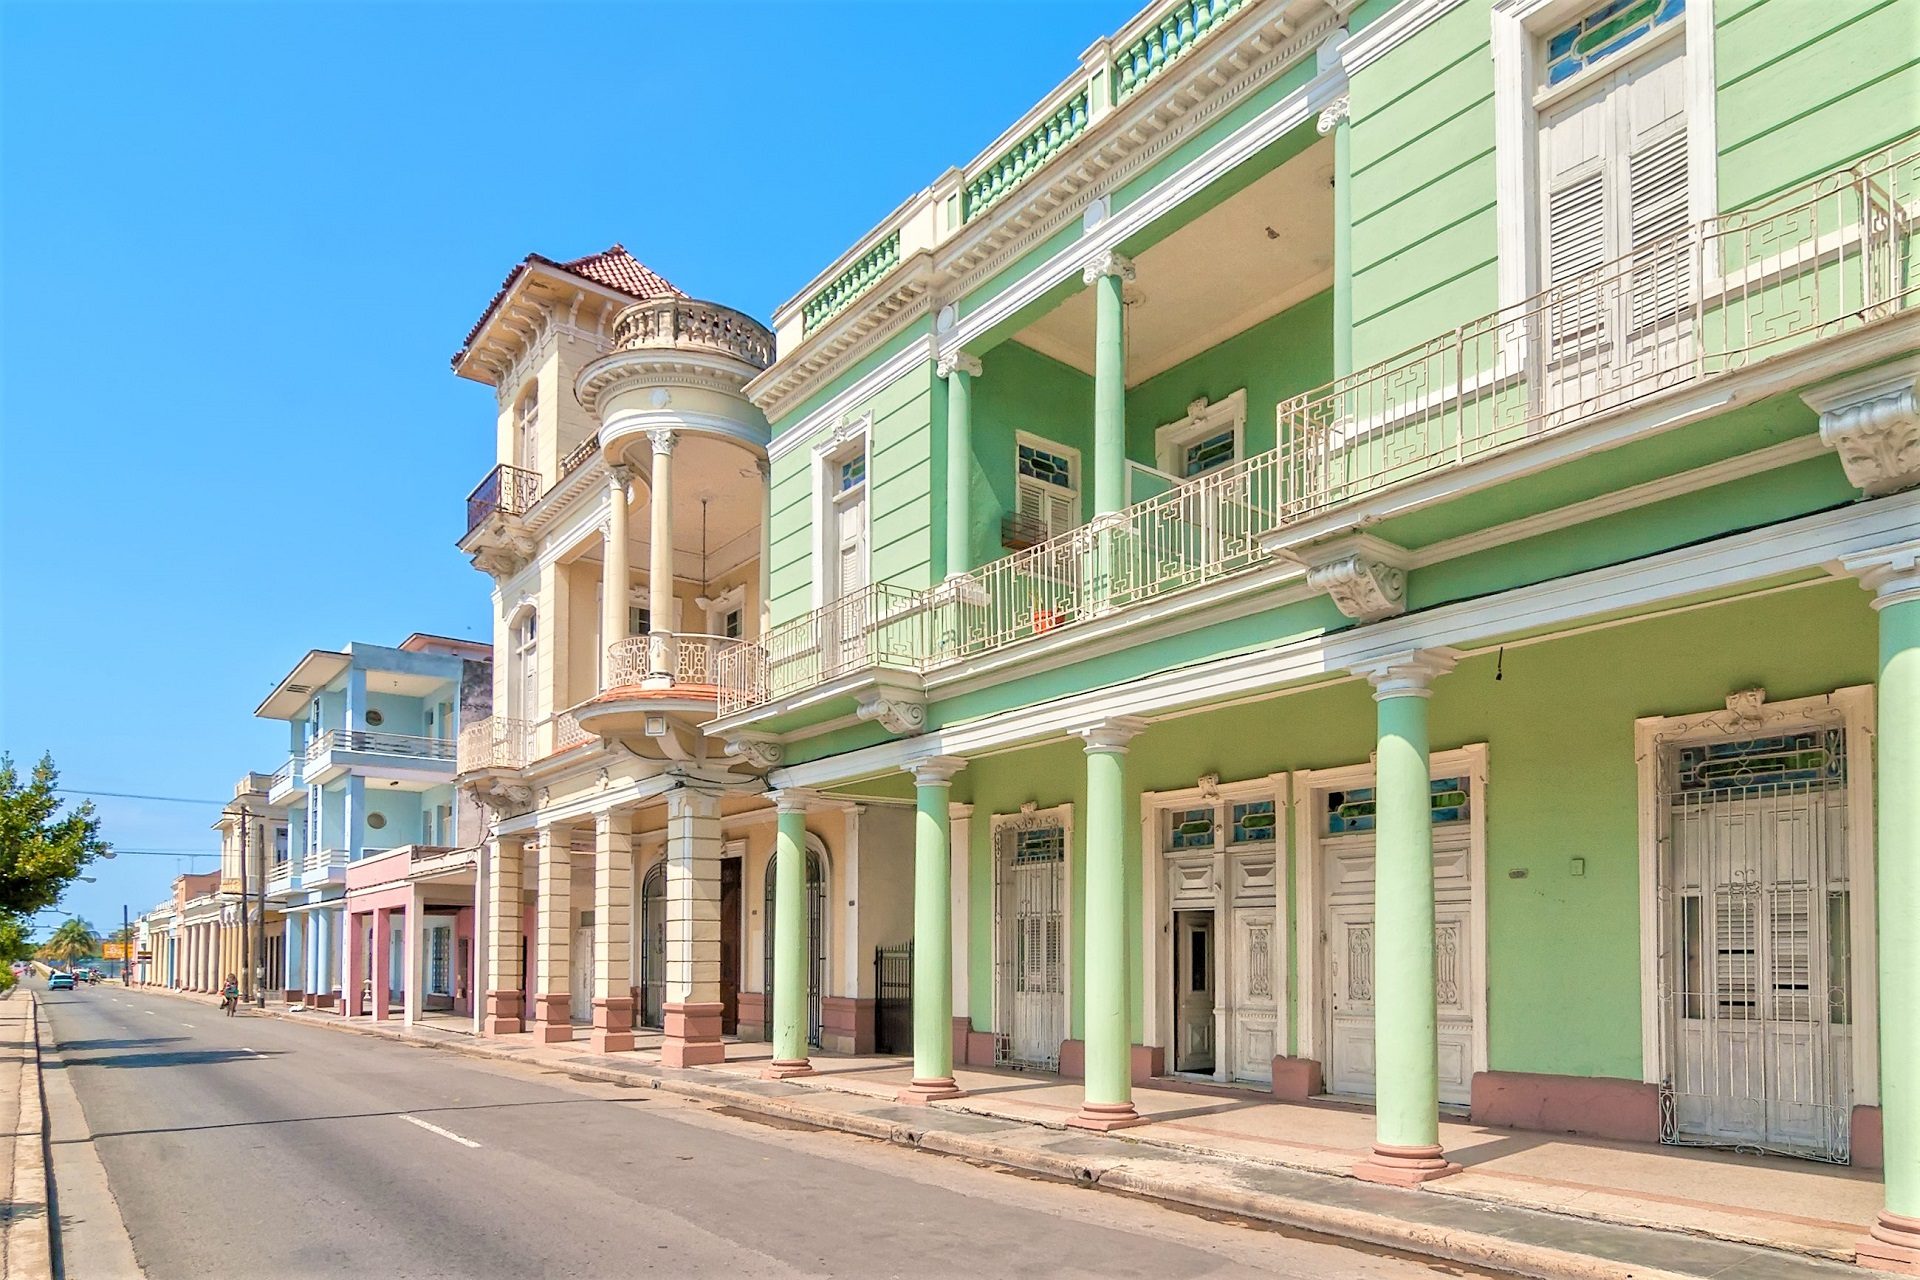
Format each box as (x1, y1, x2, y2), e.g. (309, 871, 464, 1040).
(1075, 715, 1148, 754)
(1081, 250, 1136, 287)
(608, 463, 636, 490)
(1839, 541, 1920, 609)
(909, 755, 967, 787)
(768, 788, 811, 815)
(936, 351, 982, 380)
(593, 807, 632, 837)
(1350, 647, 1460, 699)
(647, 427, 676, 457)
(1316, 93, 1351, 136)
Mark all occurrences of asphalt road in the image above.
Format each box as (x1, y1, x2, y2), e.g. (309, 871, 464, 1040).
(36, 979, 1496, 1280)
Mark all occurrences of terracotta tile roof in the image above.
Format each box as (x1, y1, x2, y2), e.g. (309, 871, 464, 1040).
(454, 244, 684, 371)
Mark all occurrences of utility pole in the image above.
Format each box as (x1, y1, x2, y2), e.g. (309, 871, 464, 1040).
(122, 903, 131, 986)
(255, 822, 268, 1008)
(237, 804, 251, 1004)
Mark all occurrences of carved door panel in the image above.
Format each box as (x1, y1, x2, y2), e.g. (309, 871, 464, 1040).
(1326, 907, 1375, 1097)
(1231, 907, 1278, 1085)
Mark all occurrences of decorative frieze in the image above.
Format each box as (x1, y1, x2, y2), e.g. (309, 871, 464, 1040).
(1806, 366, 1920, 498)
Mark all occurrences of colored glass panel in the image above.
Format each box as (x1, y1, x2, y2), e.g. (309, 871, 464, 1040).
(1325, 778, 1470, 834)
(1169, 806, 1215, 849)
(1230, 800, 1276, 843)
(839, 453, 866, 491)
(1017, 443, 1075, 488)
(1545, 0, 1682, 85)
(1183, 428, 1236, 476)
(1673, 730, 1845, 797)
(1013, 825, 1065, 864)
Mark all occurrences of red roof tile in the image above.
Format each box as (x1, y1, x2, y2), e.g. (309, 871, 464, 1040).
(454, 244, 683, 372)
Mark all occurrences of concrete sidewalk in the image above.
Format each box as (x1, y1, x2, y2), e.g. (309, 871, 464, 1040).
(0, 990, 53, 1280)
(130, 983, 1869, 1279)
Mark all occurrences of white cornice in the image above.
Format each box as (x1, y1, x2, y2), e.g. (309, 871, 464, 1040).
(768, 493, 1920, 789)
(765, 335, 936, 465)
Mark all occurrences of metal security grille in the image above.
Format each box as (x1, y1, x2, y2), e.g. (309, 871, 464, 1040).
(874, 943, 913, 1055)
(1658, 725, 1854, 1163)
(995, 823, 1066, 1070)
(639, 864, 665, 1029)
(763, 851, 825, 1047)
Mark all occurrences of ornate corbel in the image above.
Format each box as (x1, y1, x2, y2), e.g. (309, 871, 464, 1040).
(1806, 362, 1920, 497)
(723, 737, 784, 770)
(1290, 534, 1412, 622)
(855, 691, 927, 735)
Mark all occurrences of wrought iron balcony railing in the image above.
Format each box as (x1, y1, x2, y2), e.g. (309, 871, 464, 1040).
(606, 632, 755, 691)
(464, 463, 542, 538)
(719, 135, 1919, 719)
(456, 716, 528, 773)
(304, 729, 458, 764)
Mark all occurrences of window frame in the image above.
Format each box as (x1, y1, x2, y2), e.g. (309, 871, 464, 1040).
(1153, 389, 1248, 480)
(1012, 431, 1083, 543)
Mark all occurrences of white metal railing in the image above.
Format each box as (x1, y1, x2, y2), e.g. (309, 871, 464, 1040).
(716, 583, 924, 715)
(270, 754, 302, 791)
(304, 848, 346, 877)
(718, 135, 1919, 719)
(306, 729, 458, 764)
(1276, 133, 1919, 523)
(606, 632, 755, 691)
(457, 716, 529, 772)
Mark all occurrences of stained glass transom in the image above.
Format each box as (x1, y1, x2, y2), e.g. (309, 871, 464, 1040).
(1168, 807, 1214, 850)
(1183, 428, 1236, 476)
(1017, 442, 1075, 488)
(1673, 729, 1845, 797)
(1546, 0, 1683, 86)
(1012, 825, 1065, 864)
(1230, 800, 1277, 844)
(1325, 778, 1470, 834)
(839, 453, 866, 490)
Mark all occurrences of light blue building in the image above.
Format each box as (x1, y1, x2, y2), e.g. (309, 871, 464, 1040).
(253, 633, 492, 1007)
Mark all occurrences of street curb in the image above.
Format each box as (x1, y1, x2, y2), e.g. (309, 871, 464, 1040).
(147, 992, 1758, 1280)
(4, 992, 55, 1280)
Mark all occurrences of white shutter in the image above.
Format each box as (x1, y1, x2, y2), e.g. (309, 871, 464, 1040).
(1016, 477, 1078, 541)
(836, 486, 867, 595)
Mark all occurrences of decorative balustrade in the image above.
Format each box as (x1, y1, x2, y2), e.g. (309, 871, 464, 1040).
(1276, 133, 1920, 525)
(610, 297, 775, 369)
(964, 90, 1090, 223)
(305, 729, 458, 764)
(606, 632, 754, 692)
(457, 716, 529, 773)
(802, 232, 902, 335)
(558, 432, 600, 481)
(719, 136, 1920, 719)
(1111, 0, 1250, 104)
(549, 709, 590, 754)
(464, 463, 541, 537)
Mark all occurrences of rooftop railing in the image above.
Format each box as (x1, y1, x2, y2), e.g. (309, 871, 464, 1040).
(464, 463, 541, 537)
(610, 297, 775, 370)
(721, 136, 1919, 718)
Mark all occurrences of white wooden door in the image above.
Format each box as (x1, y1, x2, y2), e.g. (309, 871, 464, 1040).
(1229, 905, 1280, 1084)
(997, 825, 1066, 1069)
(1174, 912, 1216, 1074)
(572, 922, 594, 1023)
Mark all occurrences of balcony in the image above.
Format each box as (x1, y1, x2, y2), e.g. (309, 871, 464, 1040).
(719, 134, 1920, 721)
(303, 728, 457, 786)
(607, 297, 774, 368)
(463, 463, 541, 539)
(303, 848, 349, 885)
(266, 857, 298, 897)
(267, 753, 304, 804)
(457, 715, 528, 774)
(573, 632, 756, 753)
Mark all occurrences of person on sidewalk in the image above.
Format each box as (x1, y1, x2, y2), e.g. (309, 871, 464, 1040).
(220, 973, 239, 1017)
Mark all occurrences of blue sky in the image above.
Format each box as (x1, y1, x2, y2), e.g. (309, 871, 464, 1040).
(0, 0, 1128, 937)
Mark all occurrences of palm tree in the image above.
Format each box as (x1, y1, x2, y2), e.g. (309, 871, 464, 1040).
(40, 918, 99, 967)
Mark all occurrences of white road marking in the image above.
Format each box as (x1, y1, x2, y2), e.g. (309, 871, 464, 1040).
(241, 1047, 263, 1057)
(144, 1010, 156, 1016)
(181, 1022, 195, 1028)
(400, 1115, 480, 1148)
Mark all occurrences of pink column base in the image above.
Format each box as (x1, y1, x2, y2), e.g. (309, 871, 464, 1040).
(530, 992, 574, 1044)
(483, 990, 523, 1036)
(590, 996, 636, 1053)
(1858, 1210, 1920, 1274)
(1066, 1101, 1147, 1132)
(663, 1001, 726, 1067)
(764, 1058, 815, 1079)
(896, 1077, 966, 1104)
(1352, 1142, 1463, 1187)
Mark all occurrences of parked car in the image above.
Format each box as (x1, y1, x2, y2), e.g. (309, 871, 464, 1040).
(48, 972, 75, 990)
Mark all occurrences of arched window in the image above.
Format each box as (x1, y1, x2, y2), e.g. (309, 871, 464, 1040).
(764, 844, 827, 1047)
(639, 862, 666, 1028)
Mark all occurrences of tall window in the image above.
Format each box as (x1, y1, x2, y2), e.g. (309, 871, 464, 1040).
(511, 612, 538, 726)
(516, 383, 540, 474)
(830, 443, 868, 601)
(1012, 435, 1080, 547)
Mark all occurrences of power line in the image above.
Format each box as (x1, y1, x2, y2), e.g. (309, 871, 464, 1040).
(93, 849, 220, 859)
(55, 788, 228, 806)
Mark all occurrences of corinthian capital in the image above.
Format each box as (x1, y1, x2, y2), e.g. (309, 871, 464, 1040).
(1316, 94, 1351, 136)
(937, 351, 983, 380)
(1081, 250, 1136, 287)
(647, 427, 676, 457)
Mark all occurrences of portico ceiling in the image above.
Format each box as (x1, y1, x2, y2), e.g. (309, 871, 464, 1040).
(1012, 138, 1335, 386)
(574, 430, 762, 582)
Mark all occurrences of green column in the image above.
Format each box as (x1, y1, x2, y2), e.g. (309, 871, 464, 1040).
(940, 355, 981, 579)
(1069, 717, 1146, 1131)
(1866, 563, 1920, 1265)
(1320, 96, 1354, 379)
(1355, 651, 1462, 1187)
(900, 758, 966, 1103)
(1085, 253, 1134, 516)
(768, 799, 813, 1077)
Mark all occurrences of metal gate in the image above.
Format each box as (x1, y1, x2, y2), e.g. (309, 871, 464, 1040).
(995, 822, 1066, 1069)
(875, 942, 912, 1055)
(639, 864, 665, 1028)
(1658, 724, 1854, 1163)
(764, 849, 825, 1047)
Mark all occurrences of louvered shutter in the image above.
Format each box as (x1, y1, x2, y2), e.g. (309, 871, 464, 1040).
(1016, 477, 1077, 540)
(837, 486, 867, 594)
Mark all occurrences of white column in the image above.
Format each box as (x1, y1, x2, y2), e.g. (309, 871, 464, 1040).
(601, 465, 633, 688)
(662, 787, 723, 1067)
(591, 810, 636, 1053)
(532, 827, 572, 1042)
(648, 429, 675, 638)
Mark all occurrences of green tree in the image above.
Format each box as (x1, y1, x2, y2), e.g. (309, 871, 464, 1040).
(0, 753, 110, 916)
(40, 917, 100, 965)
(0, 916, 32, 965)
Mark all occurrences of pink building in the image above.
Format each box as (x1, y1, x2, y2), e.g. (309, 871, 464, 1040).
(340, 845, 483, 1027)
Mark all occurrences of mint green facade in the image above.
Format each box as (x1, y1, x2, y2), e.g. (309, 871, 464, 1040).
(737, 0, 1920, 1251)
